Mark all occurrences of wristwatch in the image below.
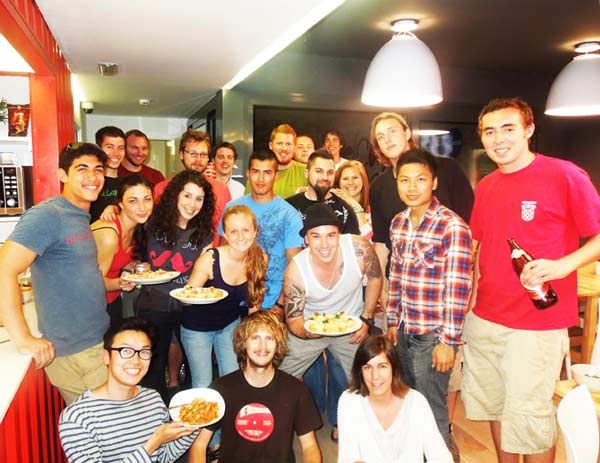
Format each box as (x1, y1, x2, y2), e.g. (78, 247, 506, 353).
(360, 315, 375, 327)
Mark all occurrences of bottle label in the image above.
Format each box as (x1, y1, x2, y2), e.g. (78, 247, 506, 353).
(511, 249, 526, 259)
(520, 274, 548, 300)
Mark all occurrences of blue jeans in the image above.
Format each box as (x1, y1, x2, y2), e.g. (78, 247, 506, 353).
(396, 325, 453, 445)
(303, 350, 348, 426)
(180, 318, 240, 388)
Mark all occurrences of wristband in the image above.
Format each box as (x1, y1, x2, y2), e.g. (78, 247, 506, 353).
(360, 315, 375, 327)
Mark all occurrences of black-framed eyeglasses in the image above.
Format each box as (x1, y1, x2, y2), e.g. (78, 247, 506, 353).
(184, 149, 209, 159)
(109, 346, 153, 360)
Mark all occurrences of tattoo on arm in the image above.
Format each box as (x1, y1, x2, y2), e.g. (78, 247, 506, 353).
(353, 237, 382, 279)
(283, 277, 306, 319)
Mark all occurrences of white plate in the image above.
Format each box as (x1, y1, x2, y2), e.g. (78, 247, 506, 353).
(169, 288, 228, 305)
(304, 315, 363, 336)
(169, 388, 225, 427)
(123, 271, 180, 285)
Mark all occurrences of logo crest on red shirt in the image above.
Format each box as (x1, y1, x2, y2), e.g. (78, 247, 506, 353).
(521, 201, 536, 222)
(235, 402, 275, 442)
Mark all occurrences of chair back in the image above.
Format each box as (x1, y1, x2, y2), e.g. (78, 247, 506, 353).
(557, 384, 599, 463)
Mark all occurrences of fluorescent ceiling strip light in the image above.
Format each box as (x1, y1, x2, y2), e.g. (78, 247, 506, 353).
(415, 129, 450, 136)
(222, 0, 346, 90)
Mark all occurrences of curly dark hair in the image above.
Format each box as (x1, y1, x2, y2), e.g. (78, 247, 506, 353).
(151, 170, 215, 248)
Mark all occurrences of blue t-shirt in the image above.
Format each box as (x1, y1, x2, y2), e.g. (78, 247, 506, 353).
(218, 195, 303, 308)
(8, 196, 108, 356)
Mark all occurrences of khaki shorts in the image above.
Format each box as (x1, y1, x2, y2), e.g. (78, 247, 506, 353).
(461, 311, 568, 455)
(44, 342, 108, 405)
(448, 345, 463, 393)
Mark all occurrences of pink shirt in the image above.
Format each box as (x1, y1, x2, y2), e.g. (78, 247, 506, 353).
(471, 154, 600, 330)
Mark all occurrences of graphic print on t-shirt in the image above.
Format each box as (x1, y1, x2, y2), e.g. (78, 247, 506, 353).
(235, 402, 275, 442)
(521, 200, 536, 222)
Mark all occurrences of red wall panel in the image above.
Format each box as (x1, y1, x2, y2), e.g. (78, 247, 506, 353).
(0, 0, 76, 203)
(0, 364, 66, 463)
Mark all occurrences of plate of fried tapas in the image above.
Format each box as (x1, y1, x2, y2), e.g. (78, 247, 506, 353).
(304, 311, 363, 336)
(122, 269, 180, 285)
(169, 388, 225, 428)
(169, 286, 228, 304)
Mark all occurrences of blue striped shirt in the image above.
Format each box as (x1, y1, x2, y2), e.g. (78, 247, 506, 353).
(59, 387, 197, 463)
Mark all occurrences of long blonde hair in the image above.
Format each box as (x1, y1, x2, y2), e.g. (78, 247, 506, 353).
(222, 205, 267, 308)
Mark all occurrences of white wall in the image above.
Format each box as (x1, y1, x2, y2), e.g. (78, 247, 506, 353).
(84, 114, 188, 175)
(84, 115, 188, 142)
(0, 76, 32, 166)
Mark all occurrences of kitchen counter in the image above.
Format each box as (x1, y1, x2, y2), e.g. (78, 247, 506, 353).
(0, 300, 67, 462)
(0, 300, 38, 421)
(0, 215, 21, 243)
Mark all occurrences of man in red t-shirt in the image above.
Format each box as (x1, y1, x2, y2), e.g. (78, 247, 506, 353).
(118, 129, 165, 186)
(462, 97, 600, 463)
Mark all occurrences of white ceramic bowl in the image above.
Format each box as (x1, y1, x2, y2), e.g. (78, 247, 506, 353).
(572, 363, 600, 392)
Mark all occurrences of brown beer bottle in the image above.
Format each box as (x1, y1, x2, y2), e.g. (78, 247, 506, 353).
(507, 238, 558, 310)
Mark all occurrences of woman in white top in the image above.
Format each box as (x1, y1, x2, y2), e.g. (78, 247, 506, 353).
(338, 335, 452, 463)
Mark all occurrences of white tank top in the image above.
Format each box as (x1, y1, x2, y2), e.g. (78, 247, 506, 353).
(294, 234, 364, 319)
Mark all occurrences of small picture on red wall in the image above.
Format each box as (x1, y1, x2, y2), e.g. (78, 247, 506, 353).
(8, 104, 30, 137)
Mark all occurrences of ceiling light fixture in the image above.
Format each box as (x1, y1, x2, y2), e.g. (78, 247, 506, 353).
(415, 129, 450, 136)
(361, 19, 443, 108)
(222, 0, 346, 90)
(545, 41, 600, 116)
(97, 62, 119, 76)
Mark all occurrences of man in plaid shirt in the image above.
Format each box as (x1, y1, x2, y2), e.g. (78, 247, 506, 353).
(386, 148, 472, 448)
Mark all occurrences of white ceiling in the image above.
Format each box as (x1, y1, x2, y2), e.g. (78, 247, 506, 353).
(36, 0, 600, 118)
(35, 0, 339, 117)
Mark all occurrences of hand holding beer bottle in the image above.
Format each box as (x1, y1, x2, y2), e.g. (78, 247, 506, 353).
(507, 238, 558, 310)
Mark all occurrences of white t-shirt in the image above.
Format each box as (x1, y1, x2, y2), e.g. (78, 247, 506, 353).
(227, 178, 245, 200)
(338, 389, 452, 463)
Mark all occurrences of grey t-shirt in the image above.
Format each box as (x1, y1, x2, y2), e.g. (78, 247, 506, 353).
(8, 196, 108, 356)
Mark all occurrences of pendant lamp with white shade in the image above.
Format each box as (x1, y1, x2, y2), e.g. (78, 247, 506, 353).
(361, 19, 443, 108)
(545, 41, 600, 117)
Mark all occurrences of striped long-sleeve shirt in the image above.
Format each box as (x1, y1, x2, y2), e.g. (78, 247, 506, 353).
(386, 197, 472, 345)
(59, 387, 198, 463)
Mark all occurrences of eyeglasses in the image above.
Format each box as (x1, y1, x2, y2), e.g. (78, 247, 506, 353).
(184, 150, 209, 160)
(109, 346, 153, 360)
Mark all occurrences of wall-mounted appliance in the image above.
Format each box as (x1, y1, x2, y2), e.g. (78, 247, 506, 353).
(0, 165, 33, 215)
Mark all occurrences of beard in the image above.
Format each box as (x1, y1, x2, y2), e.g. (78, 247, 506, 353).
(313, 184, 330, 202)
